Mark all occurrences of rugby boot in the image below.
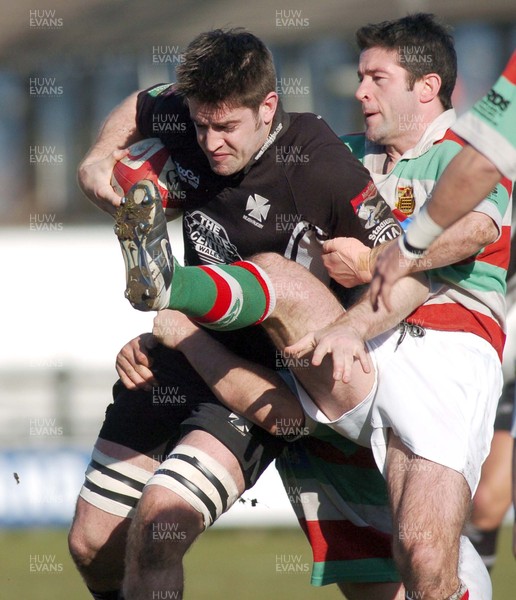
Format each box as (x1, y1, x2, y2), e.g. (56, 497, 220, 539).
(114, 179, 173, 311)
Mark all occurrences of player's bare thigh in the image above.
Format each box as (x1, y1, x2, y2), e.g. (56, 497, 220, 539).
(253, 252, 376, 417)
(70, 438, 162, 545)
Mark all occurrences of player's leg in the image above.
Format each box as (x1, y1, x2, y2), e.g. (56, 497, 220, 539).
(464, 304, 516, 570)
(250, 252, 376, 420)
(114, 180, 276, 328)
(386, 433, 471, 599)
(368, 328, 502, 599)
(122, 430, 242, 599)
(68, 438, 160, 597)
(277, 426, 491, 600)
(67, 355, 194, 598)
(122, 401, 285, 600)
(69, 343, 286, 599)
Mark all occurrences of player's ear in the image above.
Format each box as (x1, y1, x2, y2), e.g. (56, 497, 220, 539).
(419, 73, 441, 104)
(260, 91, 278, 125)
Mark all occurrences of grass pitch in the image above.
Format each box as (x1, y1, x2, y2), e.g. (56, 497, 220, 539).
(0, 526, 515, 598)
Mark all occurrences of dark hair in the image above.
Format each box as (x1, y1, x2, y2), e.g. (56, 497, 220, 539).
(356, 13, 457, 110)
(175, 28, 276, 111)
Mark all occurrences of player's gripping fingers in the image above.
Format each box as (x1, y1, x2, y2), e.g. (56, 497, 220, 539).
(310, 339, 333, 367)
(116, 353, 154, 390)
(78, 148, 129, 214)
(322, 237, 372, 287)
(332, 343, 371, 382)
(116, 333, 157, 390)
(307, 325, 371, 381)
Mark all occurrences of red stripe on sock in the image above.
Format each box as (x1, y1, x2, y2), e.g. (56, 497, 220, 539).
(195, 266, 232, 324)
(233, 260, 272, 322)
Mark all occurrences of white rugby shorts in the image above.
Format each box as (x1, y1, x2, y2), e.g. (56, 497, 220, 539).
(294, 327, 502, 494)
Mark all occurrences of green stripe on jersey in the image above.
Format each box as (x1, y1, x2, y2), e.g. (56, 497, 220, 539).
(431, 261, 507, 296)
(311, 557, 400, 586)
(281, 441, 389, 507)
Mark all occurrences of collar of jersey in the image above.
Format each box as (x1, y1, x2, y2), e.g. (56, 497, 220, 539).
(363, 108, 457, 168)
(242, 102, 291, 174)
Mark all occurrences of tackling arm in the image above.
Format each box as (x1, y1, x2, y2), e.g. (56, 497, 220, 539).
(78, 90, 143, 214)
(152, 310, 305, 436)
(287, 272, 429, 381)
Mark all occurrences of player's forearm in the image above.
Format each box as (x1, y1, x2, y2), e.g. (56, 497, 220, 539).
(339, 273, 430, 341)
(410, 210, 497, 271)
(426, 145, 502, 230)
(370, 210, 498, 276)
(176, 331, 304, 436)
(79, 91, 142, 166)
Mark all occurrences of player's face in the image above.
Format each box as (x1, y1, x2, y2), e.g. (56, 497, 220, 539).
(355, 47, 423, 152)
(189, 95, 277, 176)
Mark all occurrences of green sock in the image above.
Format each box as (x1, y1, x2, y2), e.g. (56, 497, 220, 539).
(169, 260, 275, 330)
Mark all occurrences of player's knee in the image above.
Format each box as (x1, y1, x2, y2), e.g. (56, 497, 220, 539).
(68, 518, 122, 575)
(68, 499, 130, 578)
(131, 486, 204, 560)
(142, 444, 241, 530)
(68, 522, 96, 570)
(394, 536, 450, 591)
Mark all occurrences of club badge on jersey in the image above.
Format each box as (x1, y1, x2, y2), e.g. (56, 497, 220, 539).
(396, 186, 416, 216)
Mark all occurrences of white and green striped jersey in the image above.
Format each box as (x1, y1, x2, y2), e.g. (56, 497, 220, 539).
(342, 110, 512, 361)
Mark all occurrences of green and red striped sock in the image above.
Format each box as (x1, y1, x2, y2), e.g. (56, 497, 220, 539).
(169, 260, 275, 330)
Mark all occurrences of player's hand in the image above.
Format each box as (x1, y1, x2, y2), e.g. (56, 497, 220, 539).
(77, 148, 129, 216)
(153, 310, 200, 351)
(322, 238, 372, 288)
(285, 323, 372, 383)
(370, 242, 414, 311)
(116, 332, 158, 391)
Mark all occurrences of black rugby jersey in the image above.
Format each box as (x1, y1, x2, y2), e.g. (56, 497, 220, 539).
(136, 85, 401, 365)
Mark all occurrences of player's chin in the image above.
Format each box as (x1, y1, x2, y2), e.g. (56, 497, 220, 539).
(210, 160, 239, 177)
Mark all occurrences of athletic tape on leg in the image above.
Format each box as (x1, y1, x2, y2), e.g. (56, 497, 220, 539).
(146, 444, 240, 529)
(79, 448, 152, 518)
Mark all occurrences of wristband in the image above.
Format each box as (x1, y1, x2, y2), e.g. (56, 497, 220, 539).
(398, 233, 427, 260)
(404, 205, 444, 251)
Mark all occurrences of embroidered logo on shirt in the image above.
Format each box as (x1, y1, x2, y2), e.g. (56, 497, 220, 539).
(243, 194, 271, 228)
(396, 186, 416, 216)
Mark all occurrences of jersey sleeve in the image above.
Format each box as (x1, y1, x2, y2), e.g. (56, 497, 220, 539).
(285, 114, 401, 248)
(452, 51, 516, 180)
(431, 130, 512, 240)
(136, 84, 196, 149)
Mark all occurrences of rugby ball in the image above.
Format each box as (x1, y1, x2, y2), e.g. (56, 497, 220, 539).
(111, 138, 183, 218)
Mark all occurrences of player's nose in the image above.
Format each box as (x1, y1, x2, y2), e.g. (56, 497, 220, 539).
(355, 79, 370, 102)
(204, 128, 223, 152)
